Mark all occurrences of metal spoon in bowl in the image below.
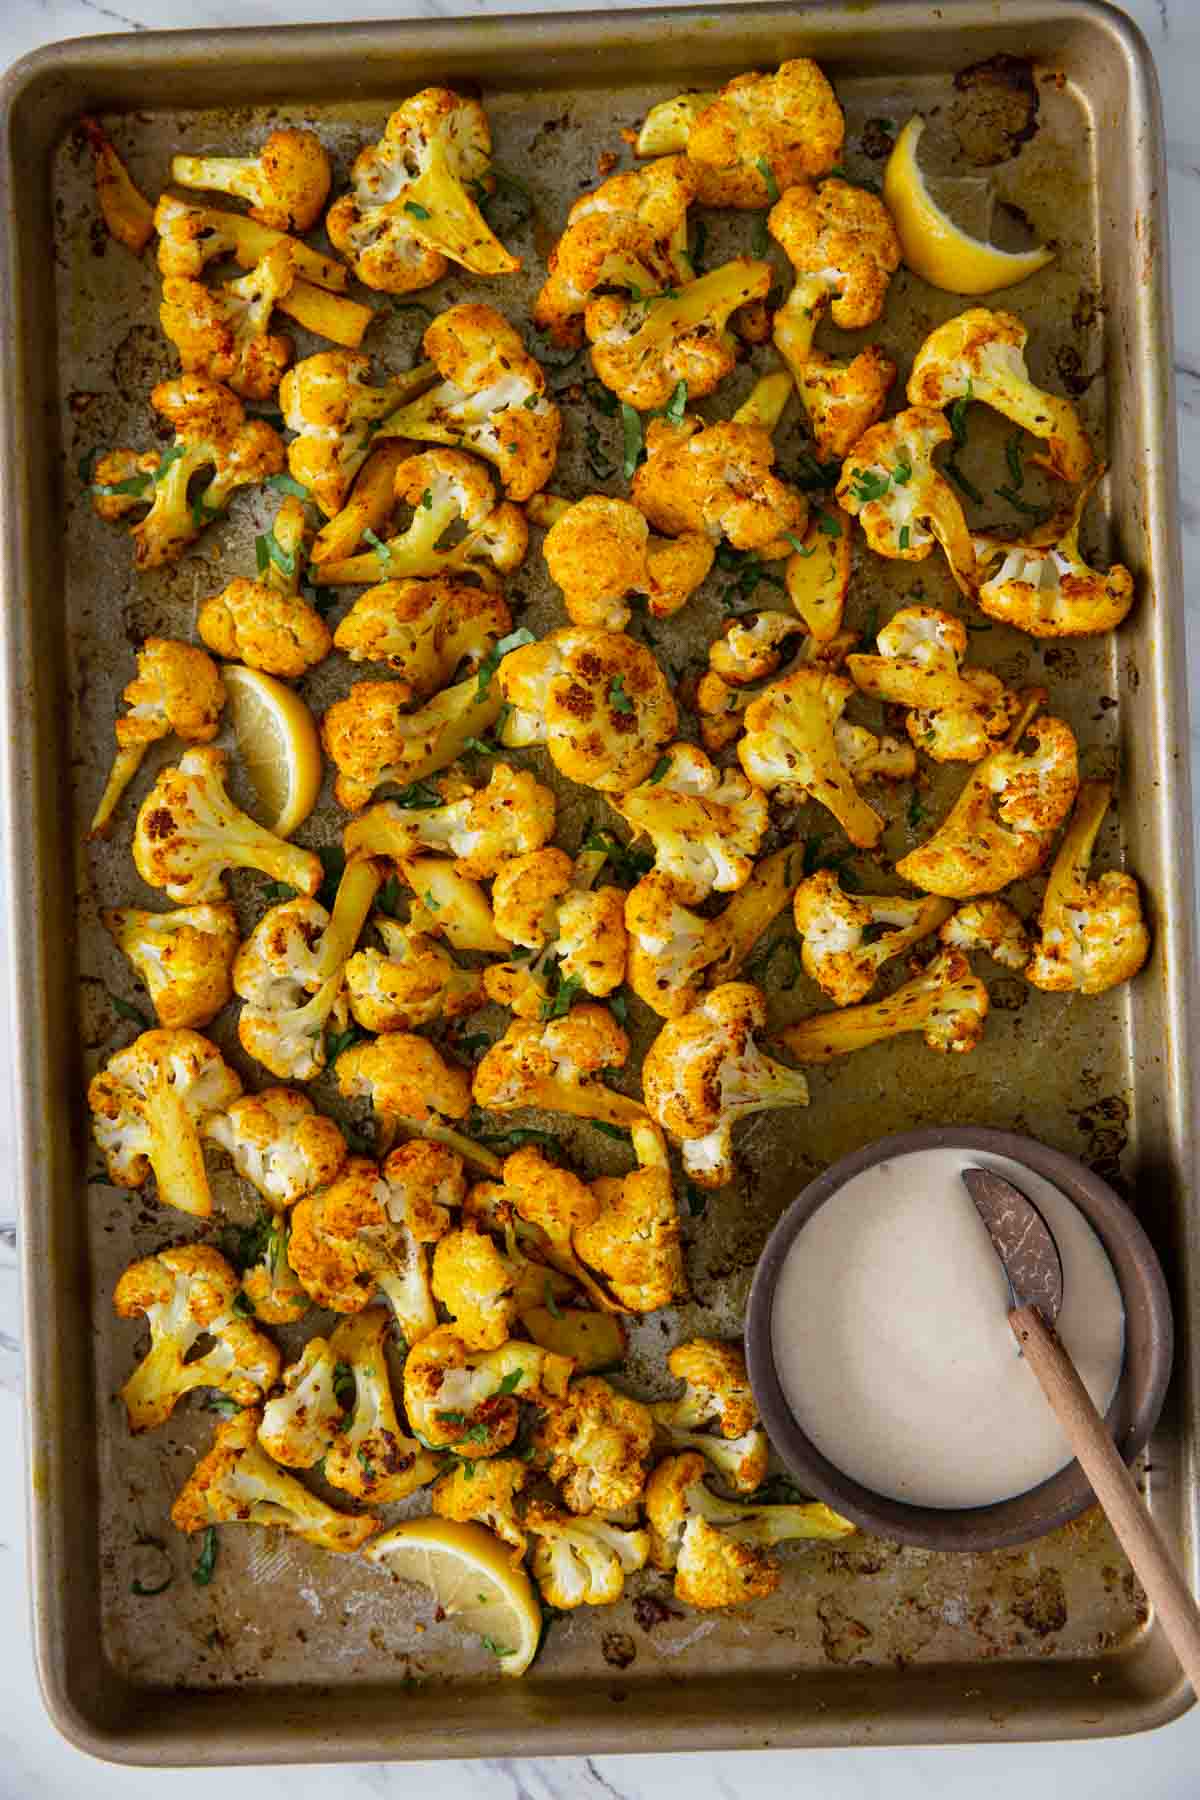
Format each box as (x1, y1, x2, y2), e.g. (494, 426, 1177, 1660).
(963, 1166, 1200, 1693)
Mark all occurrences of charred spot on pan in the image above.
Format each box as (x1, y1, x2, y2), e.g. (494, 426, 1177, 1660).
(600, 1630, 637, 1669)
(950, 54, 1040, 166)
(1008, 1569, 1067, 1638)
(859, 117, 897, 161)
(632, 1591, 683, 1632)
(1054, 344, 1103, 398)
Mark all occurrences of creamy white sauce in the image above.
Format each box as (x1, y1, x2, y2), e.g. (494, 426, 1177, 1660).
(771, 1147, 1126, 1509)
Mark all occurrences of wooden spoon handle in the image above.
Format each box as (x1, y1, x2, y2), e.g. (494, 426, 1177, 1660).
(1011, 1304, 1200, 1693)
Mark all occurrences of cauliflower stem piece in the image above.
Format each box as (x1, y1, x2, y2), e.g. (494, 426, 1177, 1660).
(776, 948, 989, 1060)
(1026, 780, 1150, 995)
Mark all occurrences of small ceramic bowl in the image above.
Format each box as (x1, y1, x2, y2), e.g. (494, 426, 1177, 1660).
(744, 1126, 1174, 1552)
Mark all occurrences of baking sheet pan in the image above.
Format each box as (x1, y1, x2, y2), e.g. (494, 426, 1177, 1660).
(1, 0, 1197, 1762)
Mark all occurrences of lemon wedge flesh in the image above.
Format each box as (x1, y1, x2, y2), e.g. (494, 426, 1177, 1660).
(366, 1516, 542, 1677)
(883, 116, 1054, 295)
(222, 663, 322, 839)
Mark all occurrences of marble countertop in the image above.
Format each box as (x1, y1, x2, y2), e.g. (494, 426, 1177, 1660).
(3, 0, 1200, 1793)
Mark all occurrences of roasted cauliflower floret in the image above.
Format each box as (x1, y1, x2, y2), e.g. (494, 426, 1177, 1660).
(643, 982, 809, 1187)
(198, 496, 332, 678)
(345, 917, 485, 1032)
(1025, 780, 1150, 996)
(322, 672, 505, 812)
(91, 638, 226, 836)
(776, 948, 989, 1060)
(344, 762, 556, 878)
(534, 155, 697, 346)
(90, 375, 284, 568)
(404, 1324, 574, 1455)
(102, 902, 239, 1030)
(323, 1309, 441, 1502)
(473, 1006, 647, 1131)
(610, 741, 768, 902)
(377, 304, 559, 501)
(172, 128, 332, 232)
(896, 694, 1079, 898)
(337, 1032, 494, 1171)
(233, 895, 357, 1082)
(432, 1458, 529, 1557)
(485, 847, 627, 1020)
(625, 847, 798, 1019)
(333, 576, 511, 684)
(311, 448, 528, 587)
(397, 854, 509, 955)
(785, 508, 853, 641)
(171, 1406, 379, 1553)
(709, 610, 808, 687)
(793, 870, 953, 1006)
(577, 1120, 687, 1313)
(473, 1146, 617, 1315)
(326, 88, 521, 293)
(738, 668, 916, 849)
(586, 259, 772, 411)
(972, 471, 1135, 638)
(848, 605, 1021, 763)
(201, 1086, 348, 1211)
(769, 178, 901, 457)
(258, 1335, 344, 1468)
(837, 407, 976, 596)
(939, 898, 1031, 971)
(154, 191, 348, 290)
(525, 1502, 650, 1607)
(534, 1375, 655, 1514)
(160, 242, 297, 401)
(133, 746, 322, 904)
(279, 350, 438, 518)
(241, 1212, 310, 1325)
(542, 494, 714, 628)
(113, 1243, 278, 1432)
(632, 414, 808, 555)
(288, 1152, 444, 1339)
(637, 60, 843, 208)
(908, 307, 1094, 484)
(497, 626, 676, 792)
(432, 1224, 519, 1350)
(89, 1027, 242, 1217)
(649, 1339, 768, 1494)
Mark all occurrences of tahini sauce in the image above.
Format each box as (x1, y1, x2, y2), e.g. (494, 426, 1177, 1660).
(771, 1148, 1126, 1509)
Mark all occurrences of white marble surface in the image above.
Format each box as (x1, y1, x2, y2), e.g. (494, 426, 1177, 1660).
(3, 0, 1200, 1792)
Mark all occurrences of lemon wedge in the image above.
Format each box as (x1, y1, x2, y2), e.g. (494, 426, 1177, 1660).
(366, 1516, 542, 1677)
(221, 663, 322, 839)
(883, 116, 1054, 295)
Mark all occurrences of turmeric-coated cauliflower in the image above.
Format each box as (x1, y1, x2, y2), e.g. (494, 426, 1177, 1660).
(776, 948, 990, 1061)
(154, 191, 347, 291)
(473, 1006, 647, 1131)
(432, 1224, 519, 1350)
(321, 672, 504, 812)
(785, 508, 853, 642)
(102, 902, 239, 1030)
(171, 128, 332, 232)
(586, 259, 772, 412)
(432, 1458, 529, 1558)
(89, 1027, 242, 1217)
(542, 494, 714, 628)
(404, 1324, 574, 1455)
(836, 407, 976, 596)
(279, 350, 438, 518)
(344, 762, 556, 879)
(485, 848, 627, 1019)
(534, 1375, 655, 1514)
(198, 496, 332, 678)
(610, 741, 768, 902)
(939, 898, 1031, 971)
(793, 870, 952, 1006)
(201, 1086, 348, 1211)
(258, 1336, 344, 1468)
(649, 1338, 768, 1494)
(497, 626, 676, 792)
(233, 896, 354, 1082)
(525, 1502, 650, 1607)
(847, 606, 1021, 764)
(972, 471, 1135, 638)
(288, 1153, 443, 1340)
(631, 414, 808, 556)
(1026, 780, 1150, 996)
(345, 917, 486, 1032)
(160, 241, 296, 401)
(91, 637, 226, 837)
(577, 1120, 687, 1313)
(333, 577, 511, 686)
(323, 1309, 441, 1502)
(337, 1033, 492, 1171)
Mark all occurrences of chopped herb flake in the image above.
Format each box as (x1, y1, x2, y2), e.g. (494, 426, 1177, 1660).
(476, 626, 536, 700)
(755, 156, 780, 203)
(192, 1526, 219, 1587)
(404, 200, 432, 220)
(620, 402, 644, 479)
(609, 674, 635, 715)
(267, 472, 310, 500)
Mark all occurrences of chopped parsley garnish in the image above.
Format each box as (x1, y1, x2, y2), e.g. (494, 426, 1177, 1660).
(544, 1280, 563, 1319)
(660, 379, 688, 426)
(542, 973, 584, 1020)
(404, 200, 432, 220)
(685, 1183, 708, 1218)
(333, 1361, 355, 1407)
(357, 1447, 377, 1480)
(362, 527, 394, 568)
(192, 1527, 219, 1587)
(475, 626, 536, 700)
(591, 1120, 629, 1140)
(899, 525, 910, 550)
(255, 529, 296, 579)
(791, 450, 843, 492)
(646, 754, 671, 784)
(582, 827, 654, 887)
(267, 471, 310, 500)
(495, 1369, 525, 1396)
(785, 531, 813, 557)
(608, 674, 635, 714)
(892, 456, 913, 486)
(108, 991, 149, 1027)
(1005, 430, 1026, 488)
(849, 467, 891, 505)
(816, 510, 843, 538)
(948, 380, 974, 449)
(325, 1023, 366, 1065)
(620, 402, 644, 479)
(944, 459, 983, 505)
(755, 155, 781, 203)
(131, 1574, 173, 1597)
(390, 779, 443, 809)
(91, 470, 152, 498)
(907, 791, 931, 829)
(994, 483, 1049, 518)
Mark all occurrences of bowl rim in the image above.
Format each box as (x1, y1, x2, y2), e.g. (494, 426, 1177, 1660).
(743, 1125, 1174, 1552)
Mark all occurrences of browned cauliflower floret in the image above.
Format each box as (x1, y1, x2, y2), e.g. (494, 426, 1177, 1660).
(525, 1502, 650, 1607)
(90, 638, 225, 837)
(377, 305, 559, 501)
(133, 746, 322, 904)
(90, 376, 284, 568)
(708, 610, 808, 687)
(649, 1339, 768, 1494)
(397, 855, 509, 954)
(541, 494, 714, 628)
(972, 471, 1135, 638)
(258, 1336, 344, 1468)
(908, 307, 1094, 484)
(432, 1224, 519, 1350)
(777, 948, 990, 1061)
(198, 496, 332, 678)
(311, 448, 528, 587)
(485, 847, 627, 1020)
(738, 667, 917, 848)
(432, 1458, 530, 1558)
(321, 672, 505, 812)
(233, 894, 360, 1082)
(497, 626, 676, 792)
(610, 741, 768, 902)
(89, 1027, 242, 1217)
(337, 1032, 494, 1171)
(1025, 780, 1150, 995)
(577, 1121, 687, 1313)
(326, 89, 521, 293)
(636, 60, 844, 208)
(333, 576, 511, 684)
(171, 128, 332, 231)
(343, 762, 556, 878)
(793, 870, 953, 1006)
(465, 1147, 616, 1317)
(474, 1007, 647, 1131)
(848, 606, 1021, 764)
(323, 1309, 441, 1502)
(586, 259, 772, 411)
(102, 902, 239, 1030)
(896, 694, 1079, 898)
(201, 1086, 348, 1211)
(113, 1243, 279, 1432)
(642, 982, 809, 1187)
(404, 1324, 574, 1454)
(171, 1407, 379, 1553)
(769, 178, 901, 457)
(344, 917, 485, 1033)
(534, 155, 697, 346)
(837, 407, 976, 596)
(534, 1375, 655, 1514)
(154, 190, 348, 290)
(160, 241, 297, 401)
(632, 414, 808, 555)
(939, 899, 1031, 971)
(698, 622, 859, 753)
(240, 1214, 310, 1325)
(279, 351, 439, 518)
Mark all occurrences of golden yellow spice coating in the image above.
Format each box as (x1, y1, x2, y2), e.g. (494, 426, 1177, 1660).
(160, 241, 296, 401)
(280, 350, 439, 518)
(102, 902, 239, 1030)
(321, 673, 504, 812)
(333, 577, 511, 685)
(345, 920, 486, 1033)
(939, 899, 1031, 972)
(323, 1309, 441, 1502)
(172, 128, 331, 233)
(200, 1086, 348, 1211)
(432, 1458, 529, 1557)
(525, 1503, 650, 1607)
(89, 1026, 243, 1217)
(1025, 780, 1150, 996)
(344, 763, 556, 879)
(847, 606, 1021, 764)
(198, 498, 331, 678)
(432, 1225, 519, 1350)
(79, 115, 155, 254)
(973, 471, 1135, 638)
(586, 259, 772, 411)
(258, 1336, 344, 1468)
(543, 495, 714, 629)
(792, 870, 953, 1007)
(403, 1325, 574, 1454)
(91, 637, 226, 837)
(473, 1007, 647, 1130)
(578, 1122, 687, 1313)
(776, 949, 990, 1061)
(610, 741, 768, 902)
(837, 407, 976, 596)
(632, 415, 807, 556)
(534, 1376, 656, 1514)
